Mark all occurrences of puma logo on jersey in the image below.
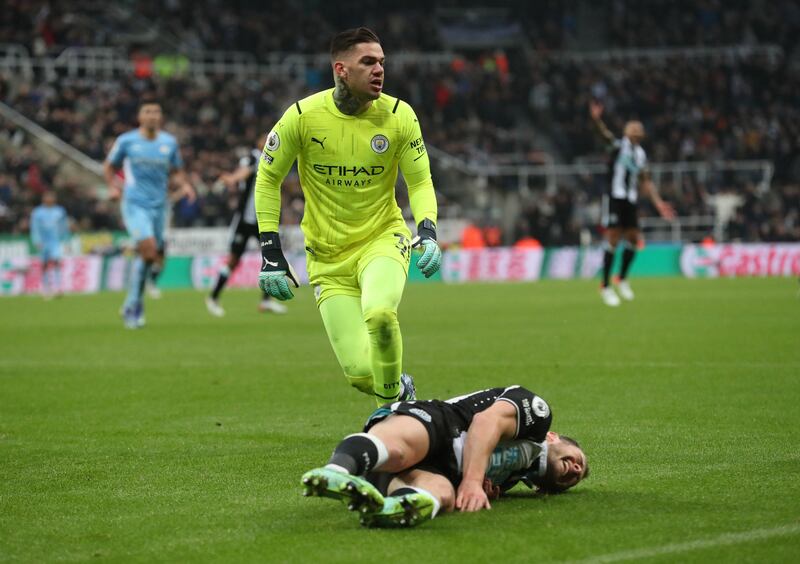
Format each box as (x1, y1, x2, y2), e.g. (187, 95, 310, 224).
(263, 257, 279, 268)
(311, 137, 326, 149)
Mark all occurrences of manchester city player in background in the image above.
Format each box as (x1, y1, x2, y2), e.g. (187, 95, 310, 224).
(254, 27, 442, 405)
(30, 191, 70, 299)
(104, 98, 195, 329)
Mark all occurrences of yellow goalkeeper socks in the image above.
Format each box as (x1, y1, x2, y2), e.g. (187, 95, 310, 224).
(360, 257, 407, 406)
(364, 306, 403, 405)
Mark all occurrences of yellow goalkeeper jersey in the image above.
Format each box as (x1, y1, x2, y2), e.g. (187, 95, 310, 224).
(254, 88, 437, 261)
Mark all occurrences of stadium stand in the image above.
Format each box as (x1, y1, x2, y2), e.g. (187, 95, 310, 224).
(1, 1, 798, 244)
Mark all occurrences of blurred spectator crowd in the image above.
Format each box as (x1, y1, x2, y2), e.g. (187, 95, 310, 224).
(526, 54, 800, 179)
(1, 0, 798, 245)
(6, 1, 796, 56)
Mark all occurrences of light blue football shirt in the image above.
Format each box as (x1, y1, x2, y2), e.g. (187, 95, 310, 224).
(107, 129, 183, 208)
(30, 205, 69, 245)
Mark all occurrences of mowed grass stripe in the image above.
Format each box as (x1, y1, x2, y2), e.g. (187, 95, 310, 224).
(1, 277, 798, 563)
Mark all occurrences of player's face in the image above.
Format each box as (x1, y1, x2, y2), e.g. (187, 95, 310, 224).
(338, 42, 385, 100)
(624, 121, 645, 145)
(545, 432, 587, 490)
(43, 192, 56, 206)
(138, 104, 163, 131)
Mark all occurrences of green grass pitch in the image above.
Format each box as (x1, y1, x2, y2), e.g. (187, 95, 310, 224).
(1, 278, 799, 563)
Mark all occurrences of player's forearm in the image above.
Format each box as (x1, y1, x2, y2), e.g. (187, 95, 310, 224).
(30, 217, 40, 242)
(254, 166, 282, 233)
(171, 168, 191, 189)
(461, 413, 503, 485)
(102, 161, 118, 187)
(227, 166, 253, 185)
(169, 169, 197, 203)
(592, 117, 615, 143)
(642, 178, 661, 205)
(407, 177, 438, 226)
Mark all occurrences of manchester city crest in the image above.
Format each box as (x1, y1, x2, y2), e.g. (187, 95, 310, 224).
(371, 134, 389, 154)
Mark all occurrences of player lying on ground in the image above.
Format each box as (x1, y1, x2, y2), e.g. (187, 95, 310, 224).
(301, 385, 588, 527)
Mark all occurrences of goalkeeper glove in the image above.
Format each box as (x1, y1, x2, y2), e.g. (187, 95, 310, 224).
(258, 232, 299, 300)
(411, 219, 442, 278)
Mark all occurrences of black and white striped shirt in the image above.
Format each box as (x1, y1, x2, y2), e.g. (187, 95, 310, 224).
(609, 137, 647, 203)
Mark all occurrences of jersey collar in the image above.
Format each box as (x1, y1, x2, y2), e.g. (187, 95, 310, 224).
(521, 441, 549, 488)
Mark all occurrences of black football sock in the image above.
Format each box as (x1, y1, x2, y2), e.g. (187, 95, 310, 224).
(149, 263, 162, 283)
(602, 243, 615, 288)
(387, 486, 441, 517)
(619, 242, 636, 280)
(211, 265, 230, 300)
(326, 433, 388, 475)
(388, 487, 418, 497)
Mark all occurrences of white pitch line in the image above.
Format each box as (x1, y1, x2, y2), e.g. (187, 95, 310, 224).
(572, 523, 800, 563)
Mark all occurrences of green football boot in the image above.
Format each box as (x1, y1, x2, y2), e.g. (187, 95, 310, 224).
(359, 492, 436, 528)
(301, 468, 385, 514)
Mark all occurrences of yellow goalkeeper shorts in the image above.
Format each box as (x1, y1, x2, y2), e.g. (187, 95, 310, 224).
(306, 227, 412, 306)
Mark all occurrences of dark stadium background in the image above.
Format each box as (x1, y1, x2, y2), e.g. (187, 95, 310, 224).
(1, 0, 798, 245)
(1, 2, 799, 562)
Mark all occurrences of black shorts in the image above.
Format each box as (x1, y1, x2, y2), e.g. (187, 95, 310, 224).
(603, 197, 638, 229)
(228, 214, 259, 257)
(364, 400, 468, 486)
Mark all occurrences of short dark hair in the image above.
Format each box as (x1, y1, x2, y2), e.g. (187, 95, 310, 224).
(330, 27, 381, 58)
(138, 96, 161, 110)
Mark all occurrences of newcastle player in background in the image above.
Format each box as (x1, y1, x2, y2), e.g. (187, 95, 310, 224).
(254, 27, 443, 404)
(301, 385, 588, 528)
(590, 101, 675, 307)
(206, 135, 287, 317)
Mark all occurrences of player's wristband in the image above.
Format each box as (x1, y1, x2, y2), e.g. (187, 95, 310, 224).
(259, 231, 282, 251)
(417, 219, 437, 242)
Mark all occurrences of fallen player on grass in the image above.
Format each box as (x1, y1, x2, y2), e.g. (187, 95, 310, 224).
(302, 385, 589, 527)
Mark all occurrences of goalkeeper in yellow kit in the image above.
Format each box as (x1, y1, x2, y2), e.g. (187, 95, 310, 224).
(254, 27, 441, 405)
